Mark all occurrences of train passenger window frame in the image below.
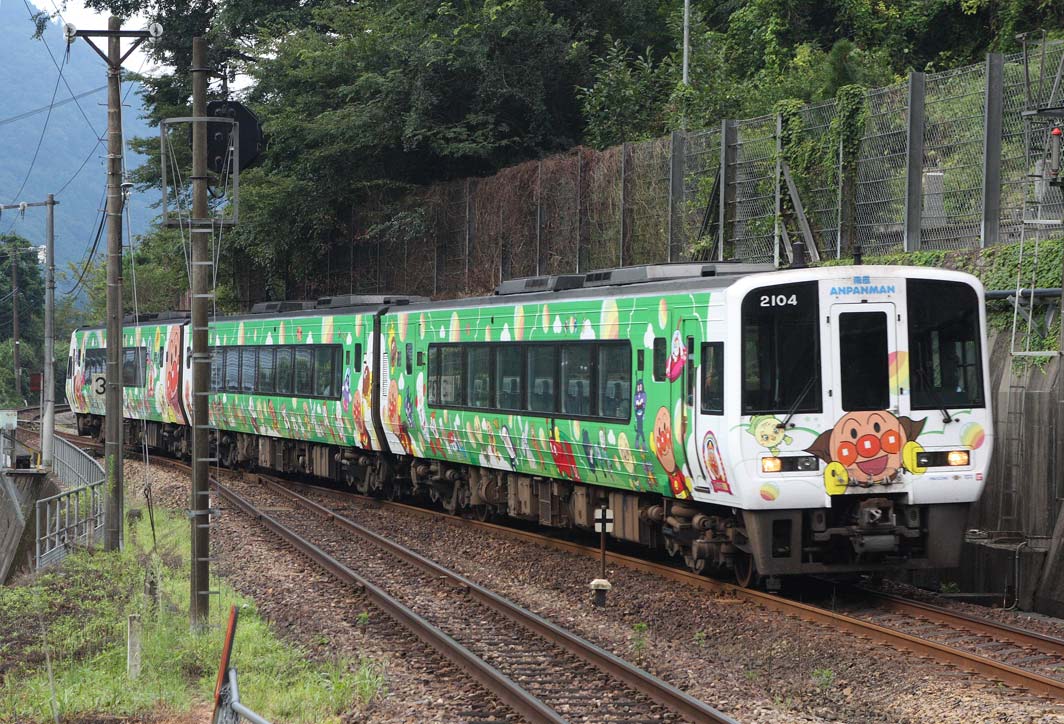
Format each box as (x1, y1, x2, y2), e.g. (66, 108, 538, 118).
(275, 348, 293, 395)
(700, 342, 724, 415)
(426, 341, 632, 423)
(405, 343, 413, 375)
(257, 347, 275, 394)
(240, 347, 257, 394)
(293, 348, 314, 397)
(466, 346, 493, 409)
(313, 346, 337, 397)
(652, 338, 667, 382)
(561, 344, 593, 416)
(121, 347, 146, 387)
(210, 348, 223, 392)
(224, 347, 240, 391)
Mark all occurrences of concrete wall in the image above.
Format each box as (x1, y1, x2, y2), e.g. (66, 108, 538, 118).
(917, 329, 1064, 613)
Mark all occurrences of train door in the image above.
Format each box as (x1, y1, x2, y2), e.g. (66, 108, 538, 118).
(677, 319, 704, 495)
(826, 302, 901, 490)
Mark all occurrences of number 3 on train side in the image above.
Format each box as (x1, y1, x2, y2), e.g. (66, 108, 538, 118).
(92, 374, 106, 396)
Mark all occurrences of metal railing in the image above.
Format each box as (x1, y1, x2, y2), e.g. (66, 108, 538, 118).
(36, 436, 105, 568)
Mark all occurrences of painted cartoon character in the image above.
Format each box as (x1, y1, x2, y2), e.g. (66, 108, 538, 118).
(633, 379, 648, 446)
(164, 326, 183, 421)
(427, 412, 446, 456)
(744, 415, 792, 455)
(651, 407, 691, 499)
(581, 429, 605, 479)
(665, 329, 688, 382)
(548, 424, 581, 481)
(806, 410, 927, 493)
(701, 431, 731, 494)
(499, 425, 518, 469)
(351, 390, 371, 449)
(398, 392, 415, 455)
(341, 370, 352, 413)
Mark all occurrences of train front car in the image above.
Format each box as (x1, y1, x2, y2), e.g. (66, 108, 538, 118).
(725, 266, 991, 584)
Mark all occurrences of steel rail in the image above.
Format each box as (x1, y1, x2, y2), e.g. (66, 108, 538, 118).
(211, 477, 569, 724)
(854, 587, 1064, 657)
(252, 475, 739, 724)
(281, 481, 1064, 701)
(56, 429, 1064, 702)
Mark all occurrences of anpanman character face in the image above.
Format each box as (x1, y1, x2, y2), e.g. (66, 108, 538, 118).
(807, 410, 926, 485)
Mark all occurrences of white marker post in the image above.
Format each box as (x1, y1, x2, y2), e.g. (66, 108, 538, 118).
(590, 505, 613, 607)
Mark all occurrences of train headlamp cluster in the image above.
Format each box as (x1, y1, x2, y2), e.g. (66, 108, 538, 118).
(916, 450, 970, 468)
(761, 455, 819, 473)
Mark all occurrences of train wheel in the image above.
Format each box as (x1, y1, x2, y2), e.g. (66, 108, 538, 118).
(472, 504, 492, 522)
(684, 553, 707, 575)
(734, 551, 761, 589)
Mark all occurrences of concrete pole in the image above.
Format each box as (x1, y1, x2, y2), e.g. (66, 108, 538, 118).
(10, 239, 20, 402)
(42, 194, 55, 470)
(190, 36, 211, 629)
(104, 16, 125, 552)
(682, 0, 690, 86)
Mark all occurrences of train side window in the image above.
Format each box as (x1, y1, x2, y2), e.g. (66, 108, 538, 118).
(427, 346, 440, 404)
(314, 346, 336, 397)
(225, 347, 240, 391)
(275, 348, 293, 395)
(405, 343, 413, 375)
(700, 342, 724, 414)
(652, 338, 667, 382)
(294, 348, 313, 396)
(527, 345, 557, 414)
(467, 346, 492, 408)
(67, 355, 72, 377)
(240, 348, 257, 394)
(561, 345, 593, 416)
(495, 346, 524, 411)
(121, 348, 145, 387)
(355, 343, 363, 369)
(209, 348, 221, 392)
(439, 346, 464, 405)
(598, 344, 631, 419)
(258, 347, 275, 394)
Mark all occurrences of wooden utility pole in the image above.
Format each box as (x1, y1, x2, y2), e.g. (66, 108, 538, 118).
(190, 36, 212, 629)
(10, 238, 20, 402)
(72, 18, 157, 552)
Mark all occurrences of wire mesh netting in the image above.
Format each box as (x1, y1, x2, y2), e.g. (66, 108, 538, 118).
(855, 81, 909, 255)
(683, 127, 722, 259)
(585, 145, 624, 272)
(627, 137, 671, 265)
(922, 63, 988, 250)
(793, 100, 840, 258)
(1001, 42, 1064, 244)
(727, 115, 777, 263)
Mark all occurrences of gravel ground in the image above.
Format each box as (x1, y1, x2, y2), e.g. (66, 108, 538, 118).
(125, 459, 520, 724)
(283, 483, 1064, 724)
(108, 455, 1064, 723)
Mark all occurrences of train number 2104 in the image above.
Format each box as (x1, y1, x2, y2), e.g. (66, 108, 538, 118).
(760, 294, 798, 307)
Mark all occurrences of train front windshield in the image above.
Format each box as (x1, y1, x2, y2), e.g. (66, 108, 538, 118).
(741, 281, 821, 415)
(907, 279, 985, 410)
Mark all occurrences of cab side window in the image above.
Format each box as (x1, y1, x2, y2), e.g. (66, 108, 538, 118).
(700, 342, 724, 414)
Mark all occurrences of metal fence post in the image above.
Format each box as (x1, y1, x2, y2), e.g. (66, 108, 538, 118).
(433, 203, 441, 296)
(718, 120, 737, 260)
(667, 130, 687, 262)
(982, 53, 1004, 247)
(536, 161, 545, 276)
(773, 113, 783, 267)
(576, 151, 589, 273)
(904, 71, 927, 252)
(619, 142, 629, 267)
(464, 179, 474, 291)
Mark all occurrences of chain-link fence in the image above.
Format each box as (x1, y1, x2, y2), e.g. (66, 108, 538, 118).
(332, 42, 1064, 300)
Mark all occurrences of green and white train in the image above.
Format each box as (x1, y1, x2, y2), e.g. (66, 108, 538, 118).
(67, 263, 993, 585)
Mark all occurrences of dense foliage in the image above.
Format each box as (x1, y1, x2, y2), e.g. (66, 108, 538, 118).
(71, 0, 1064, 309)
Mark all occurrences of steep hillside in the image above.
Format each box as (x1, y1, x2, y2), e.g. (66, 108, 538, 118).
(0, 1, 155, 282)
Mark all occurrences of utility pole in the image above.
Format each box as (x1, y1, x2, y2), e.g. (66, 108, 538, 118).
(42, 194, 55, 470)
(71, 18, 159, 552)
(10, 238, 20, 403)
(190, 36, 211, 629)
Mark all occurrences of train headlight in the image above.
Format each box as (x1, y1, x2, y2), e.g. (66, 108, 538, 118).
(761, 457, 782, 473)
(947, 450, 970, 467)
(761, 455, 819, 473)
(916, 450, 971, 468)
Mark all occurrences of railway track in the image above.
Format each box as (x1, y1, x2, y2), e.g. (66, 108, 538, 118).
(56, 429, 1064, 705)
(215, 472, 736, 724)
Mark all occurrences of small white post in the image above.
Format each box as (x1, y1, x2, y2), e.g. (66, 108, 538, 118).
(127, 614, 141, 679)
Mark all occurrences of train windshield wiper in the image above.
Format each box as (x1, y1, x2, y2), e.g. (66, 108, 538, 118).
(777, 375, 817, 431)
(915, 367, 954, 424)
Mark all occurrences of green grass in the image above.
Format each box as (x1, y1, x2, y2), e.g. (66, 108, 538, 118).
(0, 505, 376, 723)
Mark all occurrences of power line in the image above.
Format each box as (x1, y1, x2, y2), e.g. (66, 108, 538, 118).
(5, 54, 65, 206)
(0, 85, 107, 129)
